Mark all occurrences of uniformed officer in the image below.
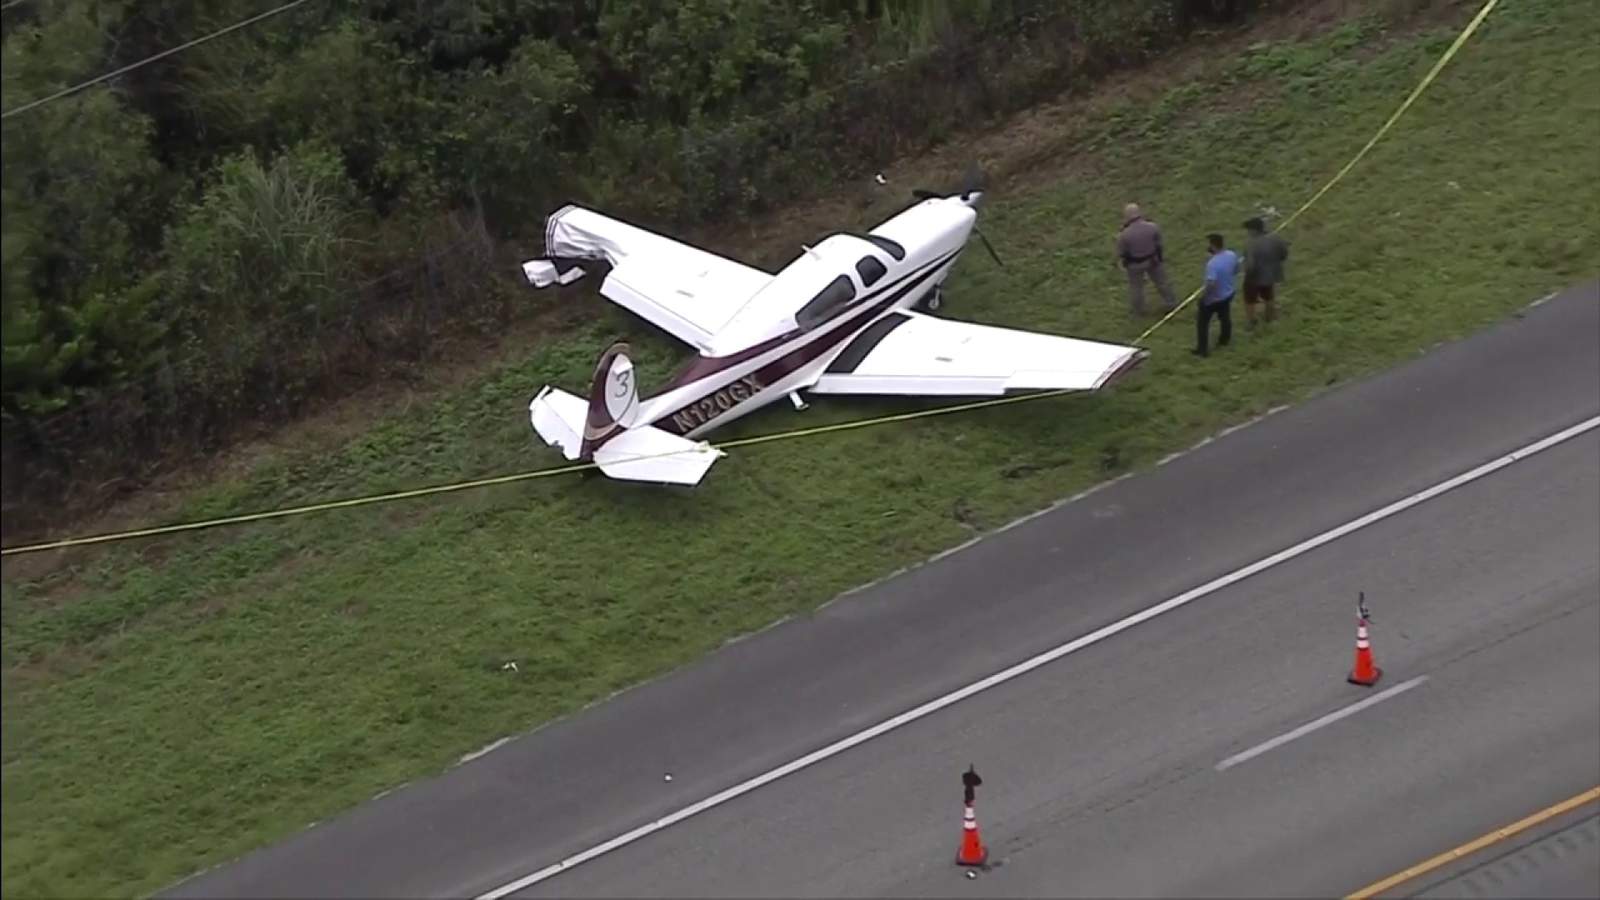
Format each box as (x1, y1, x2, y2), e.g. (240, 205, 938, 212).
(1116, 203, 1178, 316)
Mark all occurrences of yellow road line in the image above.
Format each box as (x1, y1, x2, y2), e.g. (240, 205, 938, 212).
(1344, 785, 1600, 899)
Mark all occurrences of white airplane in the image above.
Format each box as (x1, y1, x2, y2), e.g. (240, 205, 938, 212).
(519, 175, 1149, 486)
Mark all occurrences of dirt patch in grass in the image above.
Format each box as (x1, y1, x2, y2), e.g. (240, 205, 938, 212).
(686, 0, 1479, 269)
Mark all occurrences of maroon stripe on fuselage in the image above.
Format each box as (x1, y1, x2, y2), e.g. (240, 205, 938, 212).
(659, 331, 792, 391)
(654, 252, 956, 436)
(656, 248, 956, 391)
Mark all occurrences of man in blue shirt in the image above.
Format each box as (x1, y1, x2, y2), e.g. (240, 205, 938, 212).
(1196, 232, 1239, 357)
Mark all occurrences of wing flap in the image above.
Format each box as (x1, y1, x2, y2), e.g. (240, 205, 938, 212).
(809, 311, 1147, 396)
(601, 257, 772, 349)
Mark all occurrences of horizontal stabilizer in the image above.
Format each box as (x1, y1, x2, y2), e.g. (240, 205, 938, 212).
(529, 386, 589, 460)
(592, 428, 723, 486)
(528, 386, 723, 485)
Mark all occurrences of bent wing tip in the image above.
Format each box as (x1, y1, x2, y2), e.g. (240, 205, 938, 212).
(521, 258, 588, 288)
(1094, 347, 1150, 390)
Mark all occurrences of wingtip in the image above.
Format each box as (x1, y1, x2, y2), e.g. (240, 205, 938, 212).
(1096, 347, 1150, 389)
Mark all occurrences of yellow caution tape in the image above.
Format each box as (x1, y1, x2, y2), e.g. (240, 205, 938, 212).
(0, 0, 1502, 558)
(2, 389, 1074, 556)
(1136, 0, 1502, 344)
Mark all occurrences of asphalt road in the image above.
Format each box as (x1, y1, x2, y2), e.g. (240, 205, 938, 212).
(163, 281, 1600, 899)
(515, 426, 1598, 898)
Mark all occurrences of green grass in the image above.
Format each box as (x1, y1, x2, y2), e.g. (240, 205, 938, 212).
(4, 1, 1599, 896)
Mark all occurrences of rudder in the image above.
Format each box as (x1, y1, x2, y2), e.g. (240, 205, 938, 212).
(530, 340, 724, 485)
(581, 341, 641, 458)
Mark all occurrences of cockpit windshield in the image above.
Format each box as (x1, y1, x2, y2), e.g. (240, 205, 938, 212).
(794, 274, 857, 330)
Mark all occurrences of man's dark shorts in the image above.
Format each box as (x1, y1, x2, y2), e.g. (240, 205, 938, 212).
(1244, 281, 1276, 303)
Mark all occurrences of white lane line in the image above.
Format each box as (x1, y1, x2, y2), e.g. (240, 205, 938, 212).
(476, 414, 1600, 900)
(1215, 676, 1430, 772)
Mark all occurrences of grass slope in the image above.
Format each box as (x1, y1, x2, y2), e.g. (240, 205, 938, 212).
(4, 1, 1599, 896)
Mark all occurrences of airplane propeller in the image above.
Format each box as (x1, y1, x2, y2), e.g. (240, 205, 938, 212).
(910, 161, 986, 204)
(906, 162, 1005, 269)
(921, 162, 979, 203)
(972, 225, 1004, 268)
(959, 159, 985, 202)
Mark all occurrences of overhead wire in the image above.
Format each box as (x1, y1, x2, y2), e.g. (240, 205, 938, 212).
(0, 0, 1502, 557)
(1, 0, 314, 120)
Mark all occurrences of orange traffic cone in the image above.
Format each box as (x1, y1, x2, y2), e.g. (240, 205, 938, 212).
(1347, 613, 1382, 687)
(956, 803, 988, 866)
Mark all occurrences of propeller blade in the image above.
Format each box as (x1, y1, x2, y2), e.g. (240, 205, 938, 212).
(974, 226, 1004, 267)
(914, 162, 986, 202)
(961, 160, 985, 198)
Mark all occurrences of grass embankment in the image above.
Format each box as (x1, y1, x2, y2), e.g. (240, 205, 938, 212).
(4, 1, 1598, 896)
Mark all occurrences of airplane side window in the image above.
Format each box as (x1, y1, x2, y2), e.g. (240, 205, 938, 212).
(862, 234, 906, 260)
(856, 256, 887, 287)
(795, 275, 857, 330)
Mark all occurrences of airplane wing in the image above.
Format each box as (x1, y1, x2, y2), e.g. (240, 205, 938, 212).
(806, 310, 1148, 396)
(521, 204, 773, 352)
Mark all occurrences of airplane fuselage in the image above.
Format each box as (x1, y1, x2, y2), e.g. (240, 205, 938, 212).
(632, 194, 982, 439)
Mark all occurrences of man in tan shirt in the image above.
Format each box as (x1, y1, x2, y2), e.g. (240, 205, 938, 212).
(1116, 203, 1177, 315)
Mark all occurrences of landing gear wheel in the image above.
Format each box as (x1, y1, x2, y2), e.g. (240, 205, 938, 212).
(920, 287, 944, 312)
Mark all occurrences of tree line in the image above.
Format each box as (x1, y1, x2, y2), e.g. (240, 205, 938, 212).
(0, 0, 1273, 532)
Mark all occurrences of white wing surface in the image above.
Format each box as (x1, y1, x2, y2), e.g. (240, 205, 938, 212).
(807, 310, 1148, 396)
(521, 205, 773, 351)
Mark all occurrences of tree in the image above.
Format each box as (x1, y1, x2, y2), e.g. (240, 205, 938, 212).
(1, 3, 169, 416)
(161, 139, 363, 403)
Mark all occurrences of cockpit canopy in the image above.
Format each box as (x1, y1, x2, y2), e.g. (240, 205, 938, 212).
(706, 232, 906, 352)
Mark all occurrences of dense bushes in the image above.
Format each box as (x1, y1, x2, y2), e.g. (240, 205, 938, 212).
(0, 0, 1285, 528)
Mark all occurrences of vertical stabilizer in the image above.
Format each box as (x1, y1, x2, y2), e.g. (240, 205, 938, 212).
(527, 338, 724, 486)
(580, 342, 641, 458)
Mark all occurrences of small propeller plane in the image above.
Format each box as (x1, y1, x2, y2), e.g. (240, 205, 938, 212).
(518, 171, 1149, 486)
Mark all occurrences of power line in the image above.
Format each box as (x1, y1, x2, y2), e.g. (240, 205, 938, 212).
(1, 0, 314, 121)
